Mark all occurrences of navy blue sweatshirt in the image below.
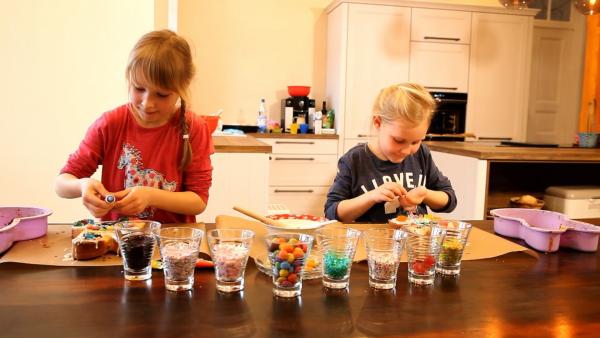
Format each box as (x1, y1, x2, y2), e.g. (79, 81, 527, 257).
(324, 143, 457, 223)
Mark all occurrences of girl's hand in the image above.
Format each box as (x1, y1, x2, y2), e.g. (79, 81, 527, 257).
(367, 182, 408, 204)
(399, 186, 428, 210)
(80, 178, 114, 218)
(112, 186, 154, 216)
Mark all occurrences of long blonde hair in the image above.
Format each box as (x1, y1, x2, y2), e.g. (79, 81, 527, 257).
(372, 83, 437, 127)
(125, 29, 196, 170)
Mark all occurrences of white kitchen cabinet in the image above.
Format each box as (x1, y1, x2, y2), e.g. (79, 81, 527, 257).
(411, 8, 472, 44)
(327, 0, 536, 148)
(259, 138, 338, 216)
(327, 3, 411, 156)
(198, 152, 269, 224)
(467, 13, 534, 141)
(409, 8, 471, 93)
(430, 150, 487, 220)
(409, 42, 470, 92)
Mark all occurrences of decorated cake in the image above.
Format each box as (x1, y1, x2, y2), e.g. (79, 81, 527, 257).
(71, 219, 118, 260)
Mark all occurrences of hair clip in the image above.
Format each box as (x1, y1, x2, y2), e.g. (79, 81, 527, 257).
(182, 134, 189, 139)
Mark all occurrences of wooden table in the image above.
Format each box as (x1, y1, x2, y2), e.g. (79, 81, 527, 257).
(1, 220, 599, 337)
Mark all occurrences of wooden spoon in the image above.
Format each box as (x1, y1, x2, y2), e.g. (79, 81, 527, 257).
(233, 206, 288, 228)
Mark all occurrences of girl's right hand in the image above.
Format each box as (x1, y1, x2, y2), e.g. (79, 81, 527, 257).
(80, 178, 113, 218)
(367, 182, 408, 204)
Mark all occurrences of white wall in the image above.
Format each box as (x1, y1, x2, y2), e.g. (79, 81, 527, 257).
(176, 0, 504, 126)
(0, 0, 154, 222)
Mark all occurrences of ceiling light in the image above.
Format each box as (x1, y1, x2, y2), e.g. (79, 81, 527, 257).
(498, 0, 533, 9)
(573, 0, 600, 15)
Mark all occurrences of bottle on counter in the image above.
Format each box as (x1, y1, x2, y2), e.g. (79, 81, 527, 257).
(326, 108, 335, 130)
(314, 101, 324, 134)
(322, 104, 330, 129)
(257, 98, 267, 133)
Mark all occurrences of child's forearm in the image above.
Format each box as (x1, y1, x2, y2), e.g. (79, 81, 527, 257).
(55, 173, 85, 198)
(150, 189, 207, 216)
(336, 194, 376, 223)
(423, 189, 449, 210)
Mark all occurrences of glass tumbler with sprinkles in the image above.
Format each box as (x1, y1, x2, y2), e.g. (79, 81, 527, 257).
(435, 221, 472, 276)
(405, 224, 446, 286)
(363, 228, 407, 290)
(154, 227, 204, 291)
(115, 220, 161, 281)
(315, 227, 361, 289)
(207, 229, 255, 293)
(266, 233, 314, 298)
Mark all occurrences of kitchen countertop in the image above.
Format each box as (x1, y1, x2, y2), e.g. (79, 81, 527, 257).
(248, 133, 339, 139)
(426, 141, 600, 162)
(213, 135, 272, 153)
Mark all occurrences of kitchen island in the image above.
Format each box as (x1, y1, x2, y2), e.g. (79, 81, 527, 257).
(426, 141, 600, 220)
(200, 136, 271, 223)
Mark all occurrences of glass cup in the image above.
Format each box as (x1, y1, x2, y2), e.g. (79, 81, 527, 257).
(207, 229, 254, 293)
(315, 227, 361, 289)
(154, 227, 204, 291)
(435, 221, 472, 276)
(363, 228, 407, 290)
(114, 220, 161, 281)
(265, 232, 313, 298)
(405, 224, 446, 286)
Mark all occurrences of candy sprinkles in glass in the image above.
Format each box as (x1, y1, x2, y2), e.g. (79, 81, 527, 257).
(315, 227, 361, 289)
(114, 220, 161, 281)
(207, 229, 254, 293)
(154, 227, 204, 291)
(435, 221, 472, 276)
(363, 228, 407, 290)
(405, 224, 446, 286)
(265, 233, 313, 298)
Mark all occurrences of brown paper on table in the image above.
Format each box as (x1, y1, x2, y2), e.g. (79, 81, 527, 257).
(0, 223, 208, 267)
(214, 215, 532, 262)
(0, 217, 532, 267)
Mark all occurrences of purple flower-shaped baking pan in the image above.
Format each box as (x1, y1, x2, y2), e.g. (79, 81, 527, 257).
(490, 208, 600, 252)
(0, 206, 53, 254)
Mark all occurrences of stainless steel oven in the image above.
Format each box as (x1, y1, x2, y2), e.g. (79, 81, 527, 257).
(426, 92, 467, 141)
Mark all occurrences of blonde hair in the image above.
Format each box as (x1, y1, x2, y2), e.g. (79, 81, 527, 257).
(372, 83, 437, 126)
(125, 29, 196, 170)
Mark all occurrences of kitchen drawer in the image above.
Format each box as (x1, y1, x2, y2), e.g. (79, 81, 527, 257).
(269, 154, 337, 186)
(411, 8, 471, 44)
(269, 186, 330, 216)
(261, 138, 338, 155)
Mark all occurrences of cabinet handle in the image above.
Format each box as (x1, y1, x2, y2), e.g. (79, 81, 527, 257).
(357, 134, 371, 138)
(274, 189, 314, 193)
(274, 157, 315, 161)
(275, 141, 315, 145)
(425, 86, 459, 91)
(424, 36, 460, 42)
(478, 137, 512, 141)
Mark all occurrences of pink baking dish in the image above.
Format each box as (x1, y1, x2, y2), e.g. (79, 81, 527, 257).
(490, 208, 600, 252)
(0, 206, 53, 254)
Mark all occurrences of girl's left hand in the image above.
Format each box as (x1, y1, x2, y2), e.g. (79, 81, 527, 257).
(112, 186, 153, 216)
(399, 186, 428, 210)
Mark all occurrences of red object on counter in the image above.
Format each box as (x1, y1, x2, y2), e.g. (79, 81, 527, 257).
(287, 86, 311, 97)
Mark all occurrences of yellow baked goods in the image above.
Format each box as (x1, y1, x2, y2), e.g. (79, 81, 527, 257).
(71, 219, 118, 260)
(518, 195, 538, 206)
(72, 231, 119, 260)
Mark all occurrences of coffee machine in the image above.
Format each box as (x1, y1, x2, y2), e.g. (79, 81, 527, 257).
(282, 96, 315, 132)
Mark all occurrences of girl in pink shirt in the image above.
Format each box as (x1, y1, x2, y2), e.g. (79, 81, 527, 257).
(55, 30, 213, 224)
